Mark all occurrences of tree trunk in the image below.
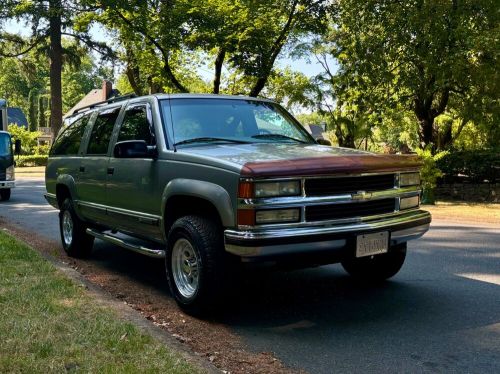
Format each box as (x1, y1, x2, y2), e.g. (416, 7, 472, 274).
(416, 115, 435, 149)
(125, 47, 144, 95)
(49, 0, 63, 138)
(249, 0, 299, 97)
(213, 48, 225, 94)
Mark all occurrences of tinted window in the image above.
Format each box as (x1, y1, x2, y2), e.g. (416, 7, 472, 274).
(0, 132, 12, 156)
(50, 114, 90, 156)
(117, 105, 154, 145)
(87, 108, 120, 155)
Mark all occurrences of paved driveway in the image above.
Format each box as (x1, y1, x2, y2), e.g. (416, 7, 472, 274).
(1, 177, 499, 373)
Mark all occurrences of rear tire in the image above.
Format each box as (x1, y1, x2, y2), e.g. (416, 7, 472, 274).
(166, 215, 226, 315)
(341, 243, 407, 282)
(59, 198, 94, 258)
(0, 189, 11, 201)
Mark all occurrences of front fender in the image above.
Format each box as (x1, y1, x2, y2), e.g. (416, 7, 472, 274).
(161, 179, 235, 227)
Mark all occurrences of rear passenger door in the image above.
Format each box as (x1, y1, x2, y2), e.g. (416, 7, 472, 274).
(76, 106, 121, 224)
(106, 103, 162, 240)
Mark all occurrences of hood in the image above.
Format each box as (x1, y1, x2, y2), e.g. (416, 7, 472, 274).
(181, 143, 421, 177)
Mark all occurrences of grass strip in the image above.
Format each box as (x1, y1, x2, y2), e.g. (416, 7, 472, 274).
(0, 231, 198, 373)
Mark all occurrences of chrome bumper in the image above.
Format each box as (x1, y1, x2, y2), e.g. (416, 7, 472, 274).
(224, 210, 431, 257)
(0, 180, 15, 189)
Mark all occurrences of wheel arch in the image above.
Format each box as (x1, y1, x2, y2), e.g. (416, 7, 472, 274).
(161, 179, 235, 237)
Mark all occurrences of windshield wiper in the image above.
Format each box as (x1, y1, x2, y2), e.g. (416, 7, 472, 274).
(251, 133, 307, 143)
(174, 137, 250, 146)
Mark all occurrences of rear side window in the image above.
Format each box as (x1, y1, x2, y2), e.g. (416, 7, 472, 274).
(50, 114, 90, 156)
(87, 107, 120, 155)
(117, 105, 155, 145)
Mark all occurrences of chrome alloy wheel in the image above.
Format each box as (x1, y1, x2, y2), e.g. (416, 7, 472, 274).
(171, 238, 200, 299)
(62, 210, 73, 246)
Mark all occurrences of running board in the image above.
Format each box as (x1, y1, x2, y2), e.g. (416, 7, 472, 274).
(86, 228, 165, 259)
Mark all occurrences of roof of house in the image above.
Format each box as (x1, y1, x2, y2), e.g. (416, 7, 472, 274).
(7, 107, 28, 128)
(65, 88, 120, 118)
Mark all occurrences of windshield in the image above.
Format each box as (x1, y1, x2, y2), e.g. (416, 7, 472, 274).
(161, 98, 314, 147)
(0, 133, 12, 157)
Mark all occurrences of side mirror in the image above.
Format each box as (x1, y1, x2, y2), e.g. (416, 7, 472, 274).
(113, 140, 157, 159)
(316, 138, 331, 146)
(14, 139, 21, 155)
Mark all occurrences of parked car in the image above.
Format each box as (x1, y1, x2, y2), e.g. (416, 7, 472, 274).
(0, 130, 21, 201)
(45, 94, 431, 314)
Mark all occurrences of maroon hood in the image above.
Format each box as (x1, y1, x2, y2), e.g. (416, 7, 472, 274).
(241, 152, 421, 178)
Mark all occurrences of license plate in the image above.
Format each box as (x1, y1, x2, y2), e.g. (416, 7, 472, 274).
(356, 231, 389, 258)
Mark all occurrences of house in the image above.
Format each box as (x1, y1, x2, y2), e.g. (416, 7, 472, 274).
(65, 80, 120, 118)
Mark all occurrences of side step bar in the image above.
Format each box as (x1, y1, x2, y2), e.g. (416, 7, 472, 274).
(86, 228, 166, 259)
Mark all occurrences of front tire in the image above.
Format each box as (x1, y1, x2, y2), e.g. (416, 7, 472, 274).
(59, 198, 94, 258)
(166, 215, 226, 315)
(341, 243, 407, 282)
(0, 188, 11, 201)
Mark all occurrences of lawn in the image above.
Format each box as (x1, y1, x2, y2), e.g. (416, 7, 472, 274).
(0, 230, 198, 373)
(423, 201, 499, 225)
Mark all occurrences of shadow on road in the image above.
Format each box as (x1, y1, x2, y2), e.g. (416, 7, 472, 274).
(85, 227, 499, 373)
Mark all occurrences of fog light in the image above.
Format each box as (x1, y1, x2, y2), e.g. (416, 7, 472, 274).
(400, 196, 419, 210)
(255, 208, 300, 224)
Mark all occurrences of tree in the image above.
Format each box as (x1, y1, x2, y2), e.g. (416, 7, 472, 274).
(325, 0, 499, 150)
(37, 96, 46, 129)
(28, 89, 37, 131)
(0, 0, 113, 137)
(94, 0, 328, 96)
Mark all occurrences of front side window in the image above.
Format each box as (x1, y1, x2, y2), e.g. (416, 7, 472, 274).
(161, 99, 313, 147)
(51, 114, 90, 156)
(0, 132, 12, 156)
(117, 105, 155, 145)
(87, 107, 120, 155)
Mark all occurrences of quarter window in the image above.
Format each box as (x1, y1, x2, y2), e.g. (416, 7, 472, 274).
(87, 107, 120, 155)
(117, 105, 155, 145)
(50, 114, 90, 156)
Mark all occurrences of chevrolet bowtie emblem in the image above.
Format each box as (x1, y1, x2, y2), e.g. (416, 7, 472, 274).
(351, 191, 372, 200)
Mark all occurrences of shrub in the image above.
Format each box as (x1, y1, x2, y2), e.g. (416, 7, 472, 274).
(437, 149, 499, 183)
(7, 124, 41, 155)
(15, 155, 48, 167)
(416, 147, 448, 204)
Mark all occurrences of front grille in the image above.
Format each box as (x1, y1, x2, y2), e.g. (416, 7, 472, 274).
(306, 198, 396, 222)
(305, 174, 396, 196)
(0, 169, 5, 180)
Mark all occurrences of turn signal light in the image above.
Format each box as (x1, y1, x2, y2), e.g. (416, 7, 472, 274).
(238, 182, 254, 198)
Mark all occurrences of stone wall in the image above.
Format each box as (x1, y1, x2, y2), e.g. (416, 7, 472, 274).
(436, 183, 499, 203)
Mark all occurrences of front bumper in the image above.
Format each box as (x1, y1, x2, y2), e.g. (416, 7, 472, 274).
(0, 180, 15, 189)
(224, 209, 431, 258)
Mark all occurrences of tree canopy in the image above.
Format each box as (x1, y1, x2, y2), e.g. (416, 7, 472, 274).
(0, 0, 497, 155)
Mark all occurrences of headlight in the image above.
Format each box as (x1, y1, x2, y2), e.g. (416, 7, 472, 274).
(400, 196, 420, 210)
(254, 180, 301, 198)
(5, 166, 15, 181)
(255, 209, 300, 224)
(400, 172, 420, 187)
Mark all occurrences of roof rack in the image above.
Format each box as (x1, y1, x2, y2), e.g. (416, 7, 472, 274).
(71, 93, 137, 116)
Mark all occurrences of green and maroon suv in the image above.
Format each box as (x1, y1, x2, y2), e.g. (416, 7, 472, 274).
(45, 94, 431, 314)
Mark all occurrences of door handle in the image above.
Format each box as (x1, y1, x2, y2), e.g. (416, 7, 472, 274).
(79, 166, 85, 172)
(107, 167, 115, 175)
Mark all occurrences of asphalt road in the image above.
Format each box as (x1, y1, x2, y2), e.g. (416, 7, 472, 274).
(1, 177, 499, 373)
